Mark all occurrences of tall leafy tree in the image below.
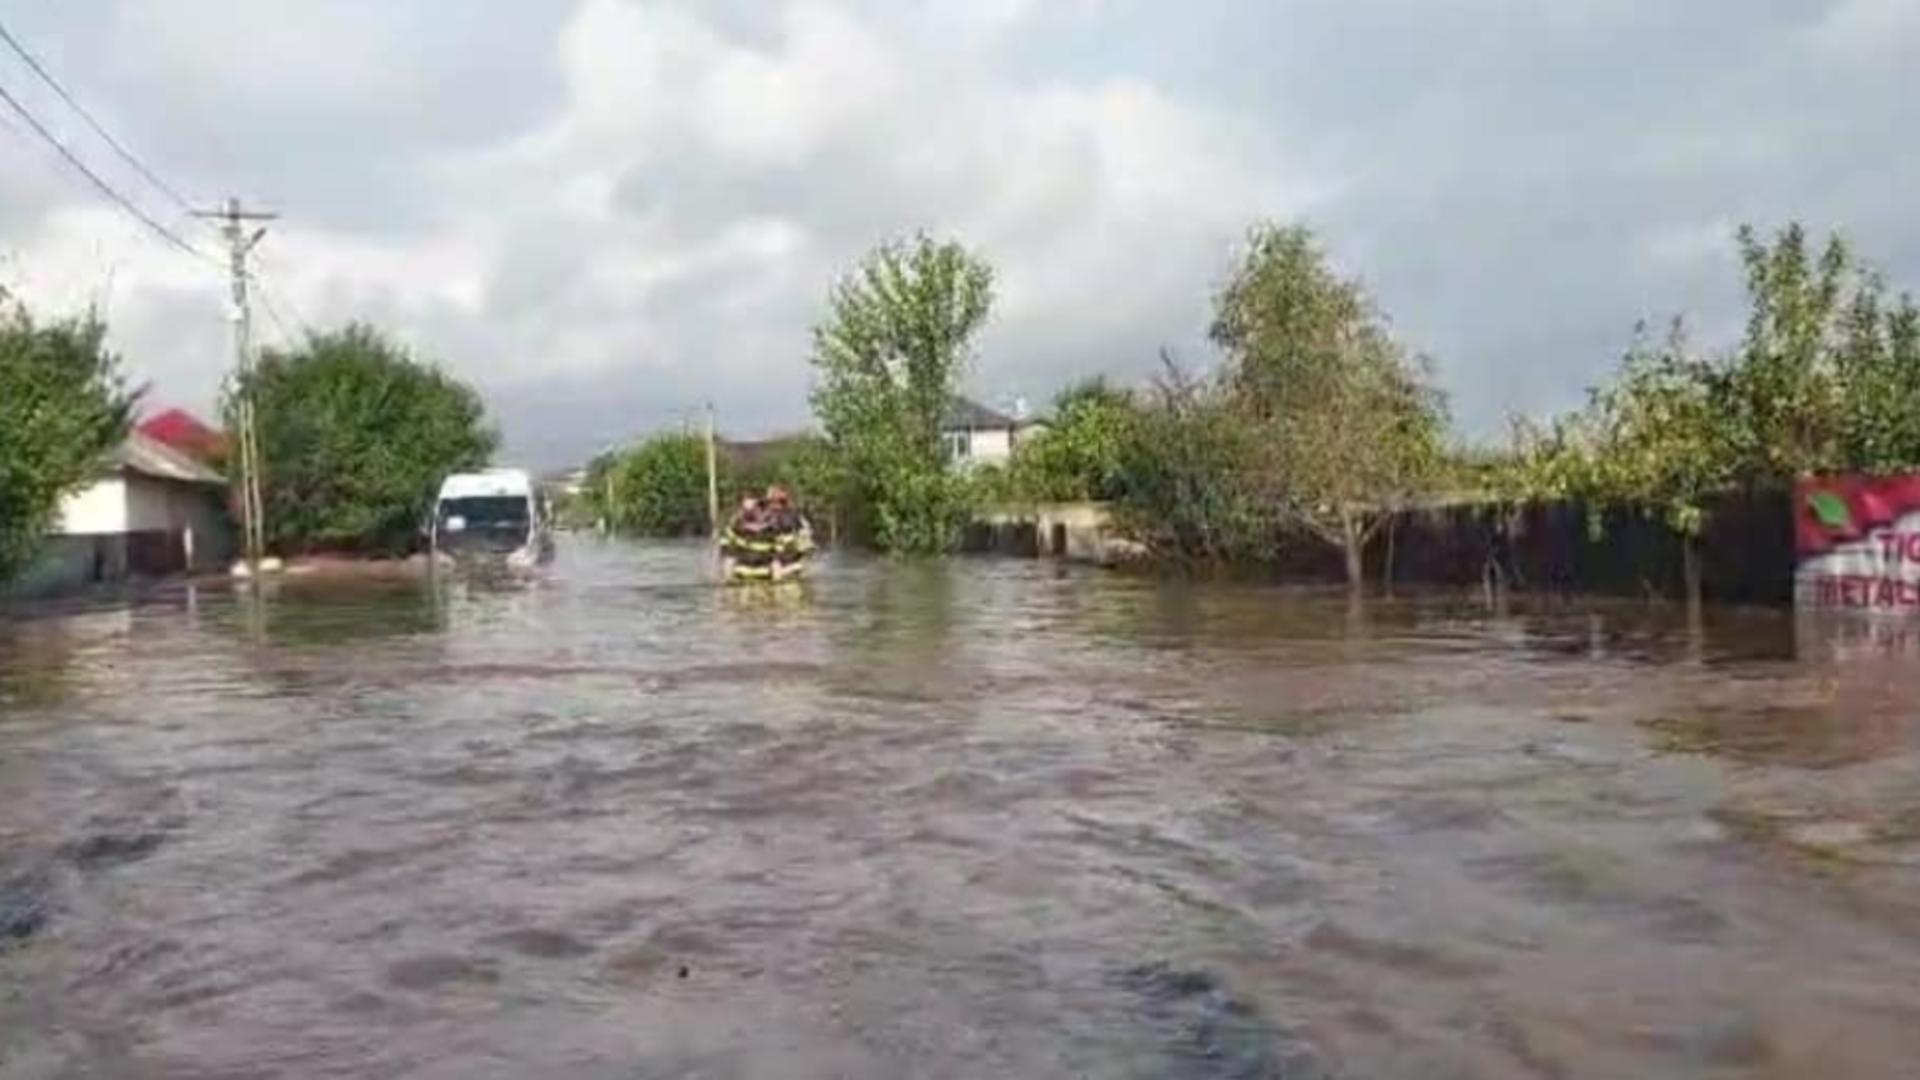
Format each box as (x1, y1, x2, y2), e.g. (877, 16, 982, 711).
(240, 324, 496, 555)
(0, 299, 140, 583)
(1717, 224, 1851, 479)
(1715, 223, 1920, 478)
(809, 233, 994, 552)
(1211, 224, 1447, 586)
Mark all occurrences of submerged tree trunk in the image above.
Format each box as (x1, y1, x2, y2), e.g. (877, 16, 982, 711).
(1341, 512, 1365, 591)
(1681, 533, 1704, 660)
(1381, 516, 1398, 595)
(1680, 533, 1703, 606)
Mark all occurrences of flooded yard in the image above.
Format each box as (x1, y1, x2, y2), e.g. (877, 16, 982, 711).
(3, 537, 1919, 1078)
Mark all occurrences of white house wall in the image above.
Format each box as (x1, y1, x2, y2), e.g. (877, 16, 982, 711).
(968, 429, 1014, 465)
(56, 478, 128, 535)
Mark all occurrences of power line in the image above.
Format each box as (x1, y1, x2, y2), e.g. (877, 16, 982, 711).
(251, 252, 315, 337)
(0, 76, 215, 265)
(250, 272, 303, 346)
(0, 18, 197, 214)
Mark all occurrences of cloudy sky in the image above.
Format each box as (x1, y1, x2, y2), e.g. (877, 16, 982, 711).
(2, 0, 1914, 468)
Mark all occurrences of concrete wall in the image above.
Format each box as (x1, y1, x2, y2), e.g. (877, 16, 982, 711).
(7, 535, 128, 599)
(969, 502, 1134, 563)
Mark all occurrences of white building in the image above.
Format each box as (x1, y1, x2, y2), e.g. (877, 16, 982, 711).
(10, 433, 233, 597)
(941, 395, 1043, 469)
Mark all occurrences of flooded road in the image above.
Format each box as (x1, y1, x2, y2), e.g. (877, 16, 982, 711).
(4, 537, 1920, 1078)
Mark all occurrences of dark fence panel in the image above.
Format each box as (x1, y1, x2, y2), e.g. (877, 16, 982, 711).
(1289, 488, 1793, 604)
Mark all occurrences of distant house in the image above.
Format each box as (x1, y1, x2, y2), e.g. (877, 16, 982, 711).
(137, 407, 228, 464)
(9, 433, 234, 597)
(941, 395, 1042, 468)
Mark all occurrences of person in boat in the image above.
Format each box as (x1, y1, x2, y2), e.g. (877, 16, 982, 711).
(723, 493, 810, 580)
(721, 488, 813, 581)
(763, 486, 814, 564)
(721, 496, 775, 576)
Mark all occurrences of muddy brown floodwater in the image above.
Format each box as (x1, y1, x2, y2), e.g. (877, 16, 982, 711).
(4, 537, 1920, 1078)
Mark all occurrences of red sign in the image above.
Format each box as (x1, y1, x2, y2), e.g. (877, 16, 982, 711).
(1796, 475, 1920, 611)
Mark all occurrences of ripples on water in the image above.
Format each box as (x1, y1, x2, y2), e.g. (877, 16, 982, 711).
(3, 537, 1920, 1078)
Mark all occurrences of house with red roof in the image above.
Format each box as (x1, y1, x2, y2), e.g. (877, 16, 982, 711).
(7, 431, 233, 598)
(136, 408, 229, 465)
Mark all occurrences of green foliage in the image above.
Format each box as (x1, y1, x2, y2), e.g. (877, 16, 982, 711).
(1513, 321, 1729, 540)
(1716, 224, 1852, 479)
(1005, 378, 1138, 503)
(1507, 223, 1920, 547)
(604, 432, 712, 536)
(1210, 223, 1448, 581)
(241, 324, 496, 555)
(1108, 360, 1272, 563)
(0, 300, 140, 582)
(809, 233, 994, 553)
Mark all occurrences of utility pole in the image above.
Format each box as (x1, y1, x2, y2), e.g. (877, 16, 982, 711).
(194, 197, 277, 574)
(704, 403, 720, 538)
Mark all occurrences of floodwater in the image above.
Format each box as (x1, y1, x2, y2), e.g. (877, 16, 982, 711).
(4, 538, 1920, 1079)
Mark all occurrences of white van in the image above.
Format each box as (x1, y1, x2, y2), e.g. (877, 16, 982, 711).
(430, 469, 553, 567)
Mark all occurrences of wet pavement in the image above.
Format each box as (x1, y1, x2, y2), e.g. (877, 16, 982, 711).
(3, 536, 1920, 1078)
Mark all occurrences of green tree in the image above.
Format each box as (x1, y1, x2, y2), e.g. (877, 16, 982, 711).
(1109, 357, 1270, 563)
(1560, 322, 1729, 598)
(1006, 378, 1139, 503)
(1829, 270, 1920, 474)
(1211, 223, 1447, 586)
(605, 432, 713, 536)
(0, 301, 140, 582)
(241, 324, 496, 555)
(1711, 223, 1920, 479)
(1716, 224, 1850, 479)
(1585, 323, 1726, 536)
(809, 233, 994, 552)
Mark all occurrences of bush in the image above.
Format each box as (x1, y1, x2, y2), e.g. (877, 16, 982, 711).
(241, 324, 496, 555)
(1110, 365, 1272, 564)
(606, 433, 712, 536)
(1006, 378, 1138, 504)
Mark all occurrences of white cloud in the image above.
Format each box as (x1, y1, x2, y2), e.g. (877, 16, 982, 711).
(1813, 0, 1920, 59)
(3, 0, 1915, 463)
(264, 0, 1315, 440)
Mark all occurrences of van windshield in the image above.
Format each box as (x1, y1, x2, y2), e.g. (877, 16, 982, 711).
(438, 496, 531, 552)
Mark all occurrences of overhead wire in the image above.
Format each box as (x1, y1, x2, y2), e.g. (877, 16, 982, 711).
(0, 17, 197, 215)
(249, 249, 316, 342)
(249, 272, 303, 347)
(0, 75, 217, 265)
